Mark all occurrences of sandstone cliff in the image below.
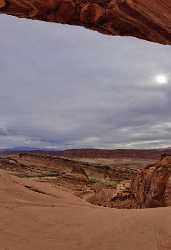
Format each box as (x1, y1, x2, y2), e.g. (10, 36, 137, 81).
(0, 0, 171, 45)
(131, 155, 171, 208)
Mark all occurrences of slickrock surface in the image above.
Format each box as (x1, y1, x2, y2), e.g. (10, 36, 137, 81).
(0, 0, 171, 45)
(131, 156, 171, 208)
(0, 169, 171, 250)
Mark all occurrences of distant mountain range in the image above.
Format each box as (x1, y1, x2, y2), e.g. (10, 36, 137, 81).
(53, 148, 171, 160)
(0, 146, 42, 152)
(1, 147, 171, 160)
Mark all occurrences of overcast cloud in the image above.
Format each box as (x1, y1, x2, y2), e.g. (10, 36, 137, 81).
(0, 15, 171, 149)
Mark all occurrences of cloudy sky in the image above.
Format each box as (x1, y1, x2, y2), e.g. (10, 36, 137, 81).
(0, 14, 171, 149)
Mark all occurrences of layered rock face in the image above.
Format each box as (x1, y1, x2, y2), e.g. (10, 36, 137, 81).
(131, 156, 171, 208)
(0, 0, 171, 45)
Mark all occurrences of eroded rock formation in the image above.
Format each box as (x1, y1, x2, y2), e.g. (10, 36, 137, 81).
(131, 155, 171, 208)
(0, 0, 171, 45)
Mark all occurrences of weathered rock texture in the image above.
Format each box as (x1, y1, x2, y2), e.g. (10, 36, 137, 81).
(131, 156, 171, 208)
(0, 0, 171, 45)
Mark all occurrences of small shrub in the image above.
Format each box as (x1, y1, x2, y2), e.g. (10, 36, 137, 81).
(89, 176, 97, 184)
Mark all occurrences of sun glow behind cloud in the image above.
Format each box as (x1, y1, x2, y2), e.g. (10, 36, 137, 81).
(154, 74, 169, 85)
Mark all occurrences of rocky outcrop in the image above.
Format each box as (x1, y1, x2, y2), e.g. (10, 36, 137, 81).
(86, 180, 132, 208)
(0, 0, 171, 45)
(131, 156, 171, 208)
(111, 180, 132, 201)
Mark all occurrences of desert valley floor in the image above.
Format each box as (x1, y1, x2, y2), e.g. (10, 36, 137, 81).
(0, 151, 171, 250)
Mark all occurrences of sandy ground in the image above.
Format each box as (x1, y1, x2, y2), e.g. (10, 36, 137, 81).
(0, 170, 171, 250)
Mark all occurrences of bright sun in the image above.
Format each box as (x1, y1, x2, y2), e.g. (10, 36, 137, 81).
(155, 74, 168, 85)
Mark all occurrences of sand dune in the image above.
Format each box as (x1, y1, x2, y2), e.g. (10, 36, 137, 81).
(0, 170, 171, 250)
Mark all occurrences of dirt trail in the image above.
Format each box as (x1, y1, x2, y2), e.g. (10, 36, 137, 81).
(0, 170, 170, 250)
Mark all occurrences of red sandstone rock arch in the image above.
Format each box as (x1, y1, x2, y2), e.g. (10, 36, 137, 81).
(0, 0, 171, 45)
